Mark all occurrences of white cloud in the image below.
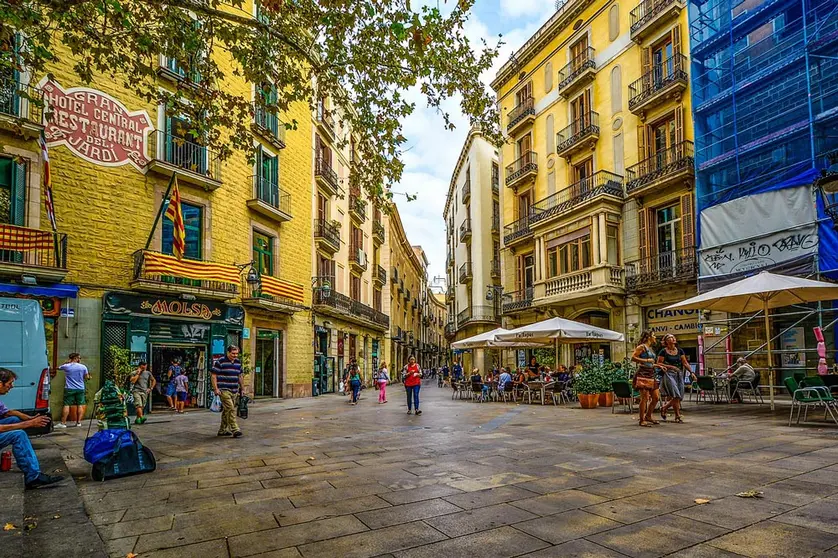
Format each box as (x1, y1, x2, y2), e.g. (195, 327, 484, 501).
(499, 0, 546, 19)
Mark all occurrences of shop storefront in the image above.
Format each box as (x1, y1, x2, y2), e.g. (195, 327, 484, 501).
(102, 291, 243, 408)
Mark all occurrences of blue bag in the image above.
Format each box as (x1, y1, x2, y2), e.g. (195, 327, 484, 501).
(83, 429, 133, 465)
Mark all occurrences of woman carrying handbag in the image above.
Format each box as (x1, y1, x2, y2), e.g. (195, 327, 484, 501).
(631, 330, 661, 427)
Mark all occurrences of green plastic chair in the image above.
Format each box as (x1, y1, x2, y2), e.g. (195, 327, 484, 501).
(784, 377, 838, 426)
(612, 381, 638, 414)
(793, 371, 806, 384)
(800, 375, 826, 389)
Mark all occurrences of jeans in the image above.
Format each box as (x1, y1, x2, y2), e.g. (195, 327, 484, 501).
(218, 390, 240, 434)
(350, 381, 361, 403)
(378, 381, 387, 402)
(0, 417, 40, 483)
(405, 385, 420, 410)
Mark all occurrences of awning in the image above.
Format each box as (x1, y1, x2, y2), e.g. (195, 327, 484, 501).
(0, 282, 80, 298)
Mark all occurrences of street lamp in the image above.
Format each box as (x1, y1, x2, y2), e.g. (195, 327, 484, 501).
(236, 261, 261, 295)
(311, 276, 332, 300)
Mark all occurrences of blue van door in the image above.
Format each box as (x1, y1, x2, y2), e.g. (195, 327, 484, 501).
(0, 298, 49, 412)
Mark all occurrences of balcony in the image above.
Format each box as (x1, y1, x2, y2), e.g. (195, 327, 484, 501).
(625, 247, 697, 291)
(530, 171, 624, 227)
(445, 322, 456, 339)
(315, 157, 340, 196)
(628, 54, 688, 117)
(502, 287, 533, 315)
(459, 218, 472, 242)
(391, 267, 400, 289)
(626, 141, 694, 197)
(349, 193, 367, 223)
(316, 106, 336, 141)
(247, 175, 292, 223)
(492, 173, 500, 195)
(461, 178, 471, 204)
(558, 47, 597, 98)
(491, 258, 501, 279)
(492, 212, 500, 234)
(0, 225, 68, 283)
(458, 261, 473, 283)
(148, 130, 222, 190)
(131, 250, 239, 301)
(373, 220, 385, 244)
(503, 215, 533, 247)
(458, 305, 501, 328)
(241, 274, 305, 315)
(313, 289, 389, 332)
(505, 151, 538, 190)
(507, 96, 535, 135)
(349, 245, 368, 274)
(376, 264, 386, 286)
(314, 219, 340, 254)
(393, 326, 403, 343)
(556, 112, 599, 159)
(536, 265, 623, 304)
(0, 78, 44, 138)
(446, 285, 455, 301)
(630, 0, 686, 43)
(252, 103, 286, 150)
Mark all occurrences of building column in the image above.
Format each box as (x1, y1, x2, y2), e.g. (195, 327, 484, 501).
(591, 215, 601, 265)
(598, 213, 608, 266)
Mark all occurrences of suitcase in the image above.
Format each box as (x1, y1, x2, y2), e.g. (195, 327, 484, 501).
(91, 430, 156, 481)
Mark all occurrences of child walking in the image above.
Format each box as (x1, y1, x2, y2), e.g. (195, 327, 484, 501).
(174, 369, 189, 414)
(378, 362, 389, 404)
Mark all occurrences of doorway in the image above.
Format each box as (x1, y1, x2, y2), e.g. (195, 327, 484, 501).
(255, 329, 283, 397)
(150, 343, 207, 408)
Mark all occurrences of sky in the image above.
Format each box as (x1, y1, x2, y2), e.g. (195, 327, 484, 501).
(394, 0, 556, 283)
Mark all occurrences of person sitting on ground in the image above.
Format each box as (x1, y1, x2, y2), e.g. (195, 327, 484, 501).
(0, 369, 64, 489)
(728, 357, 756, 402)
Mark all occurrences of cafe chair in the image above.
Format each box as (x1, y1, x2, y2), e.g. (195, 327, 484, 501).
(612, 380, 638, 414)
(784, 377, 838, 426)
(501, 382, 517, 403)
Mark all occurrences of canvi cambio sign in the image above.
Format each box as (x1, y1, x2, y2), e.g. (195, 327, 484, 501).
(39, 77, 153, 171)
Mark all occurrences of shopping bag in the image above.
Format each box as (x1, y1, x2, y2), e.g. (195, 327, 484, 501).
(210, 394, 222, 412)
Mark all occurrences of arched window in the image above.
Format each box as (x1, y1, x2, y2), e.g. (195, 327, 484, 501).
(609, 5, 619, 41)
(544, 61, 553, 92)
(610, 65, 622, 115)
(546, 114, 555, 154)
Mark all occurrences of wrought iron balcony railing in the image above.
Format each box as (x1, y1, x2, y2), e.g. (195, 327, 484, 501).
(507, 96, 535, 132)
(251, 175, 292, 216)
(253, 102, 286, 148)
(152, 130, 222, 182)
(313, 219, 340, 252)
(530, 170, 624, 225)
(556, 111, 600, 155)
(313, 289, 389, 328)
(628, 54, 688, 111)
(459, 218, 472, 242)
(503, 214, 533, 245)
(315, 157, 339, 193)
(625, 246, 697, 291)
(505, 151, 538, 187)
(558, 47, 596, 93)
(626, 141, 694, 193)
(630, 0, 684, 36)
(458, 261, 473, 283)
(0, 78, 44, 125)
(0, 224, 67, 275)
(502, 287, 534, 314)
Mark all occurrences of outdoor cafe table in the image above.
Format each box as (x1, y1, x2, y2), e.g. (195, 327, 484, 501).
(526, 381, 546, 405)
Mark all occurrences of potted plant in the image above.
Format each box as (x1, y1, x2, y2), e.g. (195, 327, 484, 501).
(573, 364, 600, 409)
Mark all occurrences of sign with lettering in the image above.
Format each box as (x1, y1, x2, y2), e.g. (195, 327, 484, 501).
(39, 78, 153, 171)
(646, 306, 701, 336)
(104, 292, 244, 326)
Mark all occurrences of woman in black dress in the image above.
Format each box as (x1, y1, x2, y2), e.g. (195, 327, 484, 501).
(656, 334, 692, 423)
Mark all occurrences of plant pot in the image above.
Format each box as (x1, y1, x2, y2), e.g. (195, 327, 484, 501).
(578, 393, 599, 409)
(598, 392, 614, 407)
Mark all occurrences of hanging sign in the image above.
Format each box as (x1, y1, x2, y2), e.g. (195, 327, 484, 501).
(39, 77, 153, 171)
(103, 292, 244, 326)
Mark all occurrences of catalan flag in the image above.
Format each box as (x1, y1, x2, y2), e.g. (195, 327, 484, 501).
(165, 177, 186, 260)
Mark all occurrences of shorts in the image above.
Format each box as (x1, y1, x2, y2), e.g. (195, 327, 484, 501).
(166, 383, 177, 397)
(132, 390, 148, 409)
(63, 388, 86, 406)
(176, 391, 189, 402)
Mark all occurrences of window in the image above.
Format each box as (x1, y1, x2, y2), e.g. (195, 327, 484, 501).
(570, 36, 588, 70)
(163, 201, 202, 259)
(255, 147, 279, 206)
(165, 115, 206, 174)
(547, 233, 592, 276)
(0, 157, 24, 226)
(317, 193, 328, 221)
(515, 81, 532, 107)
(315, 135, 331, 168)
(318, 255, 335, 282)
(517, 134, 532, 158)
(350, 275, 361, 301)
(373, 288, 382, 312)
(491, 163, 499, 191)
(656, 204, 682, 254)
(606, 225, 619, 264)
(570, 90, 591, 123)
(253, 231, 273, 276)
(255, 82, 279, 137)
(573, 158, 593, 183)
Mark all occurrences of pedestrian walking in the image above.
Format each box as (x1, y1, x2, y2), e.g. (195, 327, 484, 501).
(404, 355, 422, 415)
(657, 334, 691, 423)
(211, 345, 243, 438)
(347, 365, 362, 405)
(631, 331, 661, 427)
(129, 362, 155, 425)
(165, 358, 181, 410)
(378, 362, 390, 404)
(55, 353, 90, 428)
(0, 369, 64, 489)
(174, 368, 190, 414)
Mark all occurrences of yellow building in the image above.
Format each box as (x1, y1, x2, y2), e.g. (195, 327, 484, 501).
(0, 2, 314, 415)
(492, 0, 696, 366)
(425, 289, 448, 369)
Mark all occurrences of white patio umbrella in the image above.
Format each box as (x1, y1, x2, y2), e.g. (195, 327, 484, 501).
(665, 271, 838, 409)
(450, 328, 546, 350)
(494, 317, 625, 344)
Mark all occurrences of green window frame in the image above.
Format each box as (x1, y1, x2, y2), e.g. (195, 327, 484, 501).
(253, 231, 273, 277)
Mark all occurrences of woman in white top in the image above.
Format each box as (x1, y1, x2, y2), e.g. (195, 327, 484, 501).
(378, 362, 390, 404)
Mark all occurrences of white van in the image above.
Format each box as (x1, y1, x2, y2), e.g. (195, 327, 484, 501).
(0, 298, 52, 429)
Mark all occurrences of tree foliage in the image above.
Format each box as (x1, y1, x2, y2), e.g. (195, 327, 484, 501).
(0, 0, 501, 201)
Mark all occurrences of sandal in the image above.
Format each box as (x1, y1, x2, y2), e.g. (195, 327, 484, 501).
(639, 421, 653, 427)
(647, 419, 660, 425)
(674, 416, 684, 423)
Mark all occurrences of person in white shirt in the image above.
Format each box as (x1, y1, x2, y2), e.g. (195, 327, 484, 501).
(377, 362, 390, 404)
(55, 353, 90, 428)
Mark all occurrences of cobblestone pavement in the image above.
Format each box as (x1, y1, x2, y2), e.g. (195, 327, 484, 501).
(45, 380, 838, 558)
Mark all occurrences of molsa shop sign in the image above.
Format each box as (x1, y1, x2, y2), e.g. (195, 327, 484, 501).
(39, 78, 153, 171)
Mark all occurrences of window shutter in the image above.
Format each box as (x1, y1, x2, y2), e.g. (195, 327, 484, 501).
(637, 124, 647, 163)
(672, 24, 682, 55)
(638, 207, 648, 262)
(642, 47, 652, 76)
(11, 158, 26, 226)
(675, 104, 684, 145)
(681, 193, 694, 249)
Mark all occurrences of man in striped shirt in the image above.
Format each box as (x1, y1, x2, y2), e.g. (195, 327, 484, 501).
(212, 345, 244, 438)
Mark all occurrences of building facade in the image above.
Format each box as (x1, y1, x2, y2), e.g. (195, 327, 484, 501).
(0, 3, 314, 417)
(443, 128, 502, 372)
(492, 0, 697, 366)
(688, 0, 838, 375)
(310, 96, 390, 392)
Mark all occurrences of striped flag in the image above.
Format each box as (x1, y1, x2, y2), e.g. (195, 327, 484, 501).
(165, 177, 186, 260)
(39, 131, 57, 232)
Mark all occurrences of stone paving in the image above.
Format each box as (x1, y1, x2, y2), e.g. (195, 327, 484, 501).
(42, 381, 838, 558)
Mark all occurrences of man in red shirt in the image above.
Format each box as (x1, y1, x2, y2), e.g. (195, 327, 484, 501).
(404, 355, 422, 415)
